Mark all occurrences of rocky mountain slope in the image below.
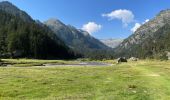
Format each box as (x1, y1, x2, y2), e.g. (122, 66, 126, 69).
(44, 19, 110, 54)
(115, 9, 170, 59)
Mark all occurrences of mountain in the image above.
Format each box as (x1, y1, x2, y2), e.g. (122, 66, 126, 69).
(0, 1, 77, 59)
(115, 9, 170, 59)
(100, 39, 123, 48)
(44, 19, 110, 57)
(0, 1, 33, 22)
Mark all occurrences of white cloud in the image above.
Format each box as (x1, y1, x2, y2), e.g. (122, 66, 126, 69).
(102, 9, 135, 26)
(82, 22, 102, 34)
(131, 23, 141, 33)
(143, 19, 149, 24)
(131, 19, 150, 33)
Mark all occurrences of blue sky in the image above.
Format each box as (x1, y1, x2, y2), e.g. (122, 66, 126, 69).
(3, 0, 170, 39)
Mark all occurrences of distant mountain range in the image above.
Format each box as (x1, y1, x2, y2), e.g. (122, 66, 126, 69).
(100, 39, 123, 48)
(1, 1, 170, 60)
(0, 1, 112, 59)
(115, 9, 170, 59)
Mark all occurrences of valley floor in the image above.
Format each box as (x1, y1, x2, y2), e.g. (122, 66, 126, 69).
(0, 59, 170, 100)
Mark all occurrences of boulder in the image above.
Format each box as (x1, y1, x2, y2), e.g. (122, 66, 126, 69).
(117, 57, 127, 63)
(129, 57, 138, 61)
(167, 52, 170, 60)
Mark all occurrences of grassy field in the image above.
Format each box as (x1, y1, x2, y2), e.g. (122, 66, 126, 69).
(1, 59, 80, 67)
(0, 60, 170, 100)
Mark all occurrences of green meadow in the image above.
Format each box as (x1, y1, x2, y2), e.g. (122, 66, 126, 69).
(0, 59, 170, 100)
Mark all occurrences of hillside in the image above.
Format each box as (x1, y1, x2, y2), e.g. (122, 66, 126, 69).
(115, 9, 170, 59)
(0, 1, 77, 59)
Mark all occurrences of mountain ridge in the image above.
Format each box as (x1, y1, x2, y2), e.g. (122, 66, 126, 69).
(115, 9, 170, 59)
(44, 18, 110, 57)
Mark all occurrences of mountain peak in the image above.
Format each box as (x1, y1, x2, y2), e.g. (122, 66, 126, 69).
(0, 1, 18, 10)
(0, 1, 13, 5)
(159, 9, 170, 13)
(0, 1, 33, 22)
(45, 18, 63, 24)
(44, 18, 66, 28)
(157, 9, 170, 17)
(46, 18, 59, 22)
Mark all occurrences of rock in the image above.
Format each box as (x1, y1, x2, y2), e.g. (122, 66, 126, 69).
(129, 57, 138, 61)
(117, 57, 127, 63)
(167, 52, 170, 60)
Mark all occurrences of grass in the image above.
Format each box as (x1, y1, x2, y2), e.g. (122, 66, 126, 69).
(1, 59, 80, 67)
(0, 60, 170, 99)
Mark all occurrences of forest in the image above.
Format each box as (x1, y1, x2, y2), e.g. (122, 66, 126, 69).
(0, 10, 79, 59)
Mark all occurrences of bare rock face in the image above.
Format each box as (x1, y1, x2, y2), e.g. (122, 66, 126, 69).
(115, 9, 170, 58)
